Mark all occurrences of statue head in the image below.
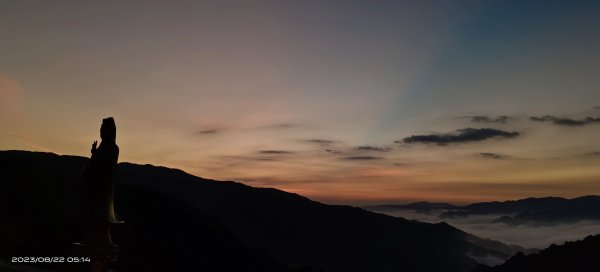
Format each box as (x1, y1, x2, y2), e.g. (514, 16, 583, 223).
(100, 117, 117, 142)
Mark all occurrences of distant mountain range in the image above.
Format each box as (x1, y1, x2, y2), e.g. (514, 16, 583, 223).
(0, 150, 522, 272)
(371, 202, 459, 212)
(472, 234, 600, 272)
(366, 195, 600, 225)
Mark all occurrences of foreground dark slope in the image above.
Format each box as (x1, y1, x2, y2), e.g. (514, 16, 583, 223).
(0, 151, 286, 272)
(472, 234, 600, 272)
(0, 151, 518, 272)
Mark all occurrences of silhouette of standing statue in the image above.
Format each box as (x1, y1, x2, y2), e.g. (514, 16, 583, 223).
(76, 117, 123, 272)
(83, 117, 122, 226)
(77, 116, 123, 268)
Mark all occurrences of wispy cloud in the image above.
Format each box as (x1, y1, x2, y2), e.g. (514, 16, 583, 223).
(4, 132, 50, 152)
(343, 156, 384, 160)
(470, 115, 510, 124)
(198, 129, 218, 134)
(259, 150, 294, 154)
(355, 145, 392, 152)
(0, 74, 24, 128)
(479, 152, 509, 160)
(306, 139, 337, 146)
(530, 115, 600, 126)
(253, 157, 280, 161)
(397, 128, 520, 145)
(583, 151, 600, 157)
(253, 123, 299, 130)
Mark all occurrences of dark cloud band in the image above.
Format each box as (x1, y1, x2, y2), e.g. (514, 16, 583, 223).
(471, 116, 509, 124)
(355, 146, 392, 152)
(530, 115, 600, 126)
(399, 128, 520, 145)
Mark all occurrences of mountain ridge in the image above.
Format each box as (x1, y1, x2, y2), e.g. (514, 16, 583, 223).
(366, 195, 600, 225)
(472, 234, 600, 272)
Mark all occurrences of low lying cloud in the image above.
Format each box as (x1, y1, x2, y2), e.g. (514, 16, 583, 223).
(355, 145, 392, 152)
(398, 128, 520, 145)
(343, 156, 384, 160)
(369, 209, 600, 249)
(479, 153, 509, 160)
(471, 116, 510, 124)
(530, 115, 600, 126)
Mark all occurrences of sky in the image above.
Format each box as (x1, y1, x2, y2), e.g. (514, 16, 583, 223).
(1, 1, 600, 204)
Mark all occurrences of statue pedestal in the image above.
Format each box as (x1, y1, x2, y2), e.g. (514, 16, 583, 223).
(73, 221, 120, 272)
(73, 243, 118, 272)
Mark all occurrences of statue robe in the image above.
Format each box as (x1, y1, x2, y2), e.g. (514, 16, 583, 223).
(83, 141, 119, 223)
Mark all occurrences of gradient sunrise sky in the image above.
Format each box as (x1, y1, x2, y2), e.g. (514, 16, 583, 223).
(1, 1, 600, 204)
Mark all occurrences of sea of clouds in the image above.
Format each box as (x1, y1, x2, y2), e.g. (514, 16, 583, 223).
(371, 209, 600, 249)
